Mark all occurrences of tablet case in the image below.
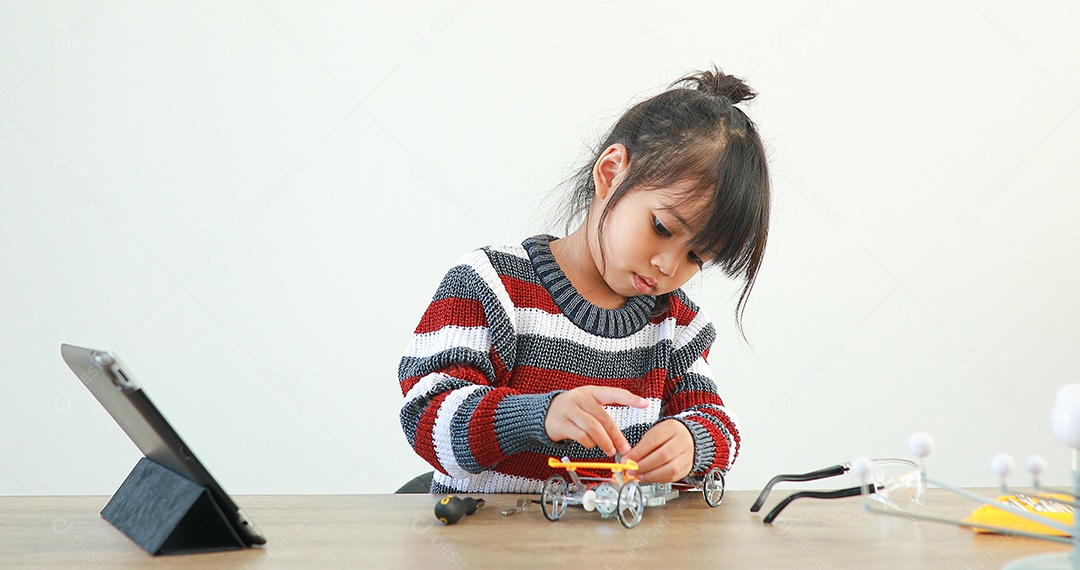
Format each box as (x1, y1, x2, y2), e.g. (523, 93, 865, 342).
(101, 457, 246, 555)
(61, 343, 265, 553)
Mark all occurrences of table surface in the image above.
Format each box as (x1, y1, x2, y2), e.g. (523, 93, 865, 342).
(0, 489, 1072, 569)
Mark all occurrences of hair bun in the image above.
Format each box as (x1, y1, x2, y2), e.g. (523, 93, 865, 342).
(674, 66, 757, 104)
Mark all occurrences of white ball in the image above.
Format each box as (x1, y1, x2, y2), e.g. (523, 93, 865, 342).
(1056, 384, 1080, 406)
(1026, 454, 1048, 476)
(908, 432, 935, 458)
(1051, 399, 1080, 448)
(849, 456, 872, 479)
(990, 453, 1015, 477)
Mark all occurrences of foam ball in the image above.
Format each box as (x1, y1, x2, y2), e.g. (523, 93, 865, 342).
(990, 453, 1015, 478)
(850, 456, 872, 479)
(1051, 398, 1080, 448)
(1056, 384, 1080, 406)
(908, 432, 935, 458)
(1025, 454, 1048, 477)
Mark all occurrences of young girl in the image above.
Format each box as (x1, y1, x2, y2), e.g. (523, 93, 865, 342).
(399, 66, 769, 493)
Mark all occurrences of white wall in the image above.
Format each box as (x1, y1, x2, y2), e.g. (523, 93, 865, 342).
(2, 1, 1077, 495)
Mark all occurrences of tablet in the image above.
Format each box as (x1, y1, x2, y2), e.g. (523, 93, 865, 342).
(60, 343, 266, 546)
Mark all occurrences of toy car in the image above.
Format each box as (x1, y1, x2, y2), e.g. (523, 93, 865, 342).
(540, 454, 725, 528)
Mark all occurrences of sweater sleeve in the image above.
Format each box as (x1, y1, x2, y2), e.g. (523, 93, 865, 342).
(398, 249, 565, 479)
(658, 307, 742, 476)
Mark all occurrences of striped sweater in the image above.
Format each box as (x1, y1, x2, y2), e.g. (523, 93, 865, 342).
(399, 235, 741, 493)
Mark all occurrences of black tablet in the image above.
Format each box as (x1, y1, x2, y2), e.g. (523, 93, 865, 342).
(61, 343, 266, 546)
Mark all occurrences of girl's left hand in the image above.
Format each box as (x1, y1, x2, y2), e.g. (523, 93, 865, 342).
(624, 419, 694, 483)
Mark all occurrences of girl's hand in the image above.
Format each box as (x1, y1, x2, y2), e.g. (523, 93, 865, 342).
(545, 386, 648, 456)
(625, 419, 694, 483)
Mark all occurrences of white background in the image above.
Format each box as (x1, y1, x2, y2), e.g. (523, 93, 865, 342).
(1, 1, 1077, 496)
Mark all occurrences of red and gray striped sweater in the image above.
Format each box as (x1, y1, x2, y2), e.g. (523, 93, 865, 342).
(399, 235, 740, 493)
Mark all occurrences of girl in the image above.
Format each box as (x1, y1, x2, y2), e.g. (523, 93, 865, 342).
(399, 66, 769, 493)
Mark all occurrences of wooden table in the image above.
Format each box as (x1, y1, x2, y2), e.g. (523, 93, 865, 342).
(0, 490, 1071, 569)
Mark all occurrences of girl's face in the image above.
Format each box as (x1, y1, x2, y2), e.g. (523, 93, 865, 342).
(588, 184, 709, 299)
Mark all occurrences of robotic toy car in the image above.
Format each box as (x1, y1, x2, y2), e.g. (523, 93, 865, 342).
(541, 454, 725, 528)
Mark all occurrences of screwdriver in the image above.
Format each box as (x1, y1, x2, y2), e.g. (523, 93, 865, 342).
(435, 495, 485, 524)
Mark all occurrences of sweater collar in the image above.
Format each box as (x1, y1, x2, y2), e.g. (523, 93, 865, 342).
(523, 235, 656, 338)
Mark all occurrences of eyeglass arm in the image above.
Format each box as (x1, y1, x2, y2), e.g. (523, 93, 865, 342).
(750, 464, 849, 512)
(762, 484, 873, 524)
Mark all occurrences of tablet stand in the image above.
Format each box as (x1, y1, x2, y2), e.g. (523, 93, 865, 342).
(101, 457, 246, 555)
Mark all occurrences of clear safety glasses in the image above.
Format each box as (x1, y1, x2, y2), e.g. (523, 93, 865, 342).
(751, 459, 925, 524)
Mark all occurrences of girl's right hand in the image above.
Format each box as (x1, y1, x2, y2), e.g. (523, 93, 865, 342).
(544, 386, 648, 456)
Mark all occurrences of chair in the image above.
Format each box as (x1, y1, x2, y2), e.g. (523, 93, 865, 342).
(395, 471, 434, 494)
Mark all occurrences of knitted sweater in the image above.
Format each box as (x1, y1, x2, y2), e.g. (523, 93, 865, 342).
(399, 235, 741, 493)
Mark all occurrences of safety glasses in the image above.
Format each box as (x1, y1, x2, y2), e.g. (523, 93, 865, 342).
(752, 459, 925, 523)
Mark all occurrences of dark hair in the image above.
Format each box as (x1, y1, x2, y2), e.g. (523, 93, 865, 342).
(560, 65, 770, 337)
